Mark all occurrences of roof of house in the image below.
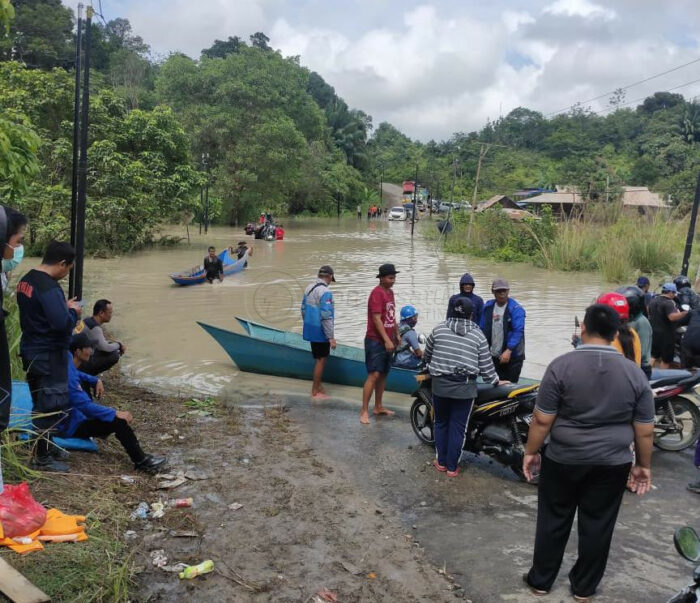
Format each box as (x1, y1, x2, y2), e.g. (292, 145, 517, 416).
(621, 186, 668, 208)
(523, 191, 583, 205)
(476, 195, 520, 212)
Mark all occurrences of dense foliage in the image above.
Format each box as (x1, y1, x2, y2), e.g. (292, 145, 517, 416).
(1, 0, 698, 256)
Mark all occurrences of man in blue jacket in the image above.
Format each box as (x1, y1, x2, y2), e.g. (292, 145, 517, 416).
(446, 272, 484, 325)
(481, 278, 526, 382)
(301, 266, 337, 400)
(17, 241, 81, 471)
(65, 333, 166, 473)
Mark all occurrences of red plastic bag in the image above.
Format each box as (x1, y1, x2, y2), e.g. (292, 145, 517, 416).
(0, 483, 47, 538)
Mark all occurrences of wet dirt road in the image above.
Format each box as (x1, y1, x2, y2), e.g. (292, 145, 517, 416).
(281, 395, 699, 603)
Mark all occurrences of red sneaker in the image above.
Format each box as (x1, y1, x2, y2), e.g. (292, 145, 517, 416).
(446, 467, 460, 478)
(433, 459, 447, 473)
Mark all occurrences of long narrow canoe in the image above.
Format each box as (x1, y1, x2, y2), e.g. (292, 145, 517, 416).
(198, 321, 420, 394)
(170, 249, 247, 286)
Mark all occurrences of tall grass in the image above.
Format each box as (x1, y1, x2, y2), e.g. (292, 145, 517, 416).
(440, 206, 687, 283)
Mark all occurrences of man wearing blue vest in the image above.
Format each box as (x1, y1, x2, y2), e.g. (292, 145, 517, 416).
(301, 266, 337, 400)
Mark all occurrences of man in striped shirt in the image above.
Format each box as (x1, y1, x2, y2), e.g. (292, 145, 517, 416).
(423, 297, 500, 477)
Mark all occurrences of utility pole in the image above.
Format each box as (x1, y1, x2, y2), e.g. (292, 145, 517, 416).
(681, 171, 700, 276)
(468, 143, 490, 237)
(68, 3, 83, 298)
(73, 5, 92, 300)
(202, 153, 210, 234)
(411, 164, 418, 237)
(379, 165, 384, 209)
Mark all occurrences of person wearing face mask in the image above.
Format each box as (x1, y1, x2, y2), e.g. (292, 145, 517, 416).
(0, 207, 28, 448)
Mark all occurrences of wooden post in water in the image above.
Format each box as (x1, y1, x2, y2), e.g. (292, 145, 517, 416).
(681, 171, 700, 276)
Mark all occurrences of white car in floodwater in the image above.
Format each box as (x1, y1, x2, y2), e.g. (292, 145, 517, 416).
(388, 206, 407, 221)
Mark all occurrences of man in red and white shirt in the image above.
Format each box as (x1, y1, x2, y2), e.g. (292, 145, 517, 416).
(361, 263, 400, 424)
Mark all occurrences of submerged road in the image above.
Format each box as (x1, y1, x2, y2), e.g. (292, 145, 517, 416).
(280, 395, 698, 603)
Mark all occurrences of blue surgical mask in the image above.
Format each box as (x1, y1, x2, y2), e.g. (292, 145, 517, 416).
(2, 244, 24, 273)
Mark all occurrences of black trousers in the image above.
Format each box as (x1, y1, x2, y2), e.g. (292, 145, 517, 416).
(72, 418, 145, 464)
(493, 356, 524, 382)
(526, 456, 631, 597)
(80, 350, 120, 376)
(0, 319, 11, 432)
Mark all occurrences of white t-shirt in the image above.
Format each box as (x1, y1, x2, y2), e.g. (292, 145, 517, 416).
(490, 303, 507, 357)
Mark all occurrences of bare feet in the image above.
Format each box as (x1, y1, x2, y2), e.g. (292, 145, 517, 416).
(373, 406, 395, 417)
(360, 412, 370, 424)
(311, 393, 331, 400)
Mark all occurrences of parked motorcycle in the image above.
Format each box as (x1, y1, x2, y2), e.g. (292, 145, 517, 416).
(650, 373, 700, 451)
(410, 373, 539, 479)
(668, 526, 700, 603)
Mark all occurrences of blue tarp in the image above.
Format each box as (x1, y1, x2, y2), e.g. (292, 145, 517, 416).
(10, 381, 98, 452)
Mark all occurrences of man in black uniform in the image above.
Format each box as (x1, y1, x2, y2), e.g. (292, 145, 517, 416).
(203, 246, 224, 283)
(649, 282, 687, 369)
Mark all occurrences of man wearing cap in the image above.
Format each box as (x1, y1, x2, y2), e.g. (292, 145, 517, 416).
(361, 264, 400, 424)
(648, 283, 687, 369)
(67, 333, 167, 473)
(446, 272, 484, 325)
(301, 266, 337, 400)
(481, 278, 526, 382)
(230, 241, 253, 267)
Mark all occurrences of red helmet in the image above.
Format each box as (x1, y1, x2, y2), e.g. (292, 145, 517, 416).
(596, 292, 629, 321)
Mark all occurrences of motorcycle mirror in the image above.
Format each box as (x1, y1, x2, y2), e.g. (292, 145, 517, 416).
(418, 334, 426, 344)
(674, 527, 700, 562)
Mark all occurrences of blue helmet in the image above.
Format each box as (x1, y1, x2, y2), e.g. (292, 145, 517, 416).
(400, 305, 418, 320)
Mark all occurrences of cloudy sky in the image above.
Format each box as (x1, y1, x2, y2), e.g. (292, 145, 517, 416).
(67, 0, 700, 141)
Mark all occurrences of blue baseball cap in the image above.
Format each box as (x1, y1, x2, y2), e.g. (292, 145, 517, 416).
(662, 282, 677, 293)
(636, 276, 650, 287)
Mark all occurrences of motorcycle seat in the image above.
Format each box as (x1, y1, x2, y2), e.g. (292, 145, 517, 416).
(476, 383, 522, 403)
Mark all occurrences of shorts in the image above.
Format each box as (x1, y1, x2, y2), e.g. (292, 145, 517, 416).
(651, 331, 675, 363)
(365, 337, 393, 375)
(310, 341, 331, 359)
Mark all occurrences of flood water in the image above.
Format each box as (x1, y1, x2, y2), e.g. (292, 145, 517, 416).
(68, 217, 605, 402)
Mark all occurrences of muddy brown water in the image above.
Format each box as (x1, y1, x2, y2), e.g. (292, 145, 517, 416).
(64, 217, 605, 401)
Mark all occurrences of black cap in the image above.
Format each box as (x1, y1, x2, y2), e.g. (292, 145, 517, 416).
(70, 332, 93, 352)
(376, 263, 399, 278)
(449, 296, 474, 319)
(318, 265, 336, 282)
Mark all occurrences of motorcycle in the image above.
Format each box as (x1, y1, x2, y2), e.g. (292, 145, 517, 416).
(668, 526, 700, 603)
(650, 373, 700, 451)
(410, 373, 539, 480)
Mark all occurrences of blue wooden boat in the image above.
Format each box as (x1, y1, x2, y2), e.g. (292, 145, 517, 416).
(170, 249, 247, 286)
(197, 320, 421, 394)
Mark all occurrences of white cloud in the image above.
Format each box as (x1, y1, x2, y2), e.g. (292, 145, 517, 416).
(543, 0, 617, 20)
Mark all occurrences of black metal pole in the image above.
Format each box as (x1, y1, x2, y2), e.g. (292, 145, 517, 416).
(379, 167, 383, 209)
(73, 6, 92, 300)
(68, 4, 83, 298)
(411, 164, 417, 237)
(203, 153, 210, 234)
(681, 171, 700, 276)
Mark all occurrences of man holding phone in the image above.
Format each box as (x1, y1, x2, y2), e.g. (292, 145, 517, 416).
(17, 241, 82, 472)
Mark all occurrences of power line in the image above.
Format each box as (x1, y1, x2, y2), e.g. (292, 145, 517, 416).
(545, 56, 700, 117)
(591, 77, 700, 117)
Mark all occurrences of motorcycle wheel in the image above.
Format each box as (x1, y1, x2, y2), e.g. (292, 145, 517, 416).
(654, 396, 700, 451)
(410, 390, 435, 446)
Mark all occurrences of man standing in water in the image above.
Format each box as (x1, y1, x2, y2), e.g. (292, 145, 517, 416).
(203, 246, 224, 284)
(361, 264, 400, 424)
(301, 266, 337, 400)
(481, 278, 526, 382)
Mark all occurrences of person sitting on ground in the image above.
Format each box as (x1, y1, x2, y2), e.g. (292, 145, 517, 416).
(446, 272, 484, 325)
(80, 299, 126, 376)
(203, 246, 224, 283)
(649, 283, 687, 369)
(66, 333, 166, 473)
(393, 305, 423, 369)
